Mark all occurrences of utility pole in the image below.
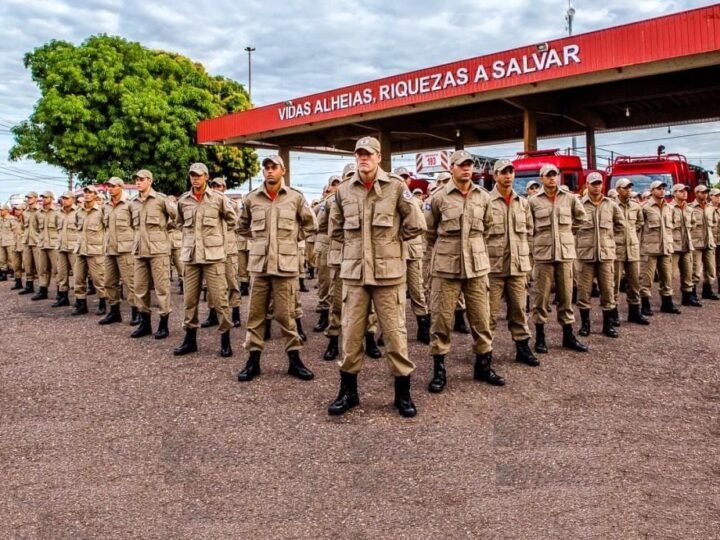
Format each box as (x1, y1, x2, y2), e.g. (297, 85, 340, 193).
(566, 1, 577, 158)
(244, 46, 256, 102)
(68, 171, 73, 192)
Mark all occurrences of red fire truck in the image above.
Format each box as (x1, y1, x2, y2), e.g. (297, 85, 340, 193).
(512, 149, 584, 195)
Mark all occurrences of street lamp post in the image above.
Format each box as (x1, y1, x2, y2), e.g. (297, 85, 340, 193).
(566, 2, 577, 157)
(244, 46, 256, 102)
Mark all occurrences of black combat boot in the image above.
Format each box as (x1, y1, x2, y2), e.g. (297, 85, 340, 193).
(515, 339, 540, 366)
(473, 352, 506, 386)
(428, 355, 446, 393)
(602, 310, 619, 338)
(18, 281, 34, 295)
(562, 324, 588, 352)
(31, 286, 48, 301)
(129, 306, 142, 326)
(628, 304, 650, 325)
(0, 270, 6, 281)
(313, 309, 329, 332)
(307, 267, 315, 279)
(178, 279, 183, 294)
(328, 371, 359, 415)
(264, 319, 272, 340)
(154, 314, 170, 339)
(201, 308, 219, 328)
(453, 310, 470, 334)
(51, 291, 70, 307)
(130, 312, 152, 338)
(578, 309, 591, 337)
(11, 277, 23, 290)
(287, 350, 313, 380)
(393, 376, 417, 418)
(240, 282, 249, 296)
(660, 295, 681, 314)
(299, 278, 309, 292)
(295, 318, 307, 342)
(232, 307, 241, 328)
(174, 328, 198, 356)
(220, 330, 233, 358)
(86, 279, 96, 296)
(237, 351, 261, 382)
(364, 333, 382, 359)
(98, 303, 122, 325)
(641, 296, 654, 317)
(71, 298, 88, 316)
(681, 290, 702, 307)
(534, 323, 548, 354)
(95, 298, 107, 315)
(691, 286, 702, 305)
(416, 314, 431, 345)
(323, 335, 339, 361)
(702, 283, 720, 300)
(609, 307, 621, 327)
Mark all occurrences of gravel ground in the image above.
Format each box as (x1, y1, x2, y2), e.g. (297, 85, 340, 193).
(1, 276, 718, 539)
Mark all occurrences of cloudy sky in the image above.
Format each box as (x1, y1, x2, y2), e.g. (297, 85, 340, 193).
(1, 0, 719, 202)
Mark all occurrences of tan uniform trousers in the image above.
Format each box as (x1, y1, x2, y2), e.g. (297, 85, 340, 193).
(37, 248, 57, 288)
(74, 255, 106, 299)
(407, 258, 429, 317)
(56, 252, 75, 292)
(105, 253, 137, 307)
(715, 247, 720, 282)
(208, 254, 240, 310)
(614, 260, 641, 306)
(170, 248, 184, 282)
(488, 274, 531, 342)
(184, 262, 231, 332)
(134, 256, 171, 315)
(326, 266, 378, 338)
(238, 250, 249, 284)
(340, 283, 414, 377)
(22, 246, 38, 281)
(430, 275, 492, 356)
(640, 255, 673, 298)
(13, 248, 23, 274)
(245, 276, 302, 353)
(306, 241, 316, 269)
(315, 250, 331, 311)
(577, 261, 615, 311)
(0, 246, 18, 271)
(692, 248, 716, 286)
(532, 262, 575, 326)
(672, 252, 694, 292)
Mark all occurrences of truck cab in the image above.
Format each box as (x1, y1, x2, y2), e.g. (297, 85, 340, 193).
(606, 153, 705, 201)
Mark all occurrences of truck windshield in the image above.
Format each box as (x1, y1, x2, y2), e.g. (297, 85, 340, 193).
(610, 173, 674, 194)
(513, 171, 541, 196)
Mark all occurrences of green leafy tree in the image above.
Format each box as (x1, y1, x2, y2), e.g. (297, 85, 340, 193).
(10, 35, 258, 193)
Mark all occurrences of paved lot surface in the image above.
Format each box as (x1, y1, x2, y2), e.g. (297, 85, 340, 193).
(1, 276, 719, 538)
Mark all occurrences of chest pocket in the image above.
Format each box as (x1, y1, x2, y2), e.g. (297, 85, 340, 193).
(251, 208, 266, 232)
(145, 214, 161, 228)
(343, 201, 361, 230)
(277, 207, 296, 231)
(558, 207, 573, 229)
(439, 205, 462, 234)
(202, 208, 219, 227)
(534, 207, 552, 230)
(490, 207, 505, 235)
(470, 204, 486, 232)
(372, 200, 394, 228)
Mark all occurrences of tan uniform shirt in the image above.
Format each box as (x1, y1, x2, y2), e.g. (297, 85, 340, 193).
(22, 206, 40, 246)
(238, 181, 317, 277)
(426, 181, 492, 279)
(712, 204, 720, 245)
(486, 187, 533, 276)
(314, 194, 333, 254)
(331, 169, 425, 286)
(58, 208, 79, 252)
(75, 204, 106, 256)
(403, 197, 425, 261)
(615, 198, 644, 262)
(575, 195, 625, 262)
(0, 215, 19, 247)
(104, 197, 135, 255)
(37, 207, 60, 250)
(528, 189, 587, 262)
(669, 200, 695, 253)
(176, 188, 237, 264)
(640, 199, 674, 256)
(688, 200, 716, 250)
(130, 189, 176, 258)
(223, 196, 239, 255)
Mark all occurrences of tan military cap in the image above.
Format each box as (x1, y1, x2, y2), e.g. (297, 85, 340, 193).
(262, 155, 285, 168)
(210, 177, 226, 187)
(436, 172, 452, 183)
(107, 177, 123, 187)
(327, 174, 341, 186)
(649, 180, 666, 190)
(450, 150, 474, 166)
(559, 184, 570, 193)
(41, 190, 55, 198)
(342, 163, 356, 179)
(393, 167, 411, 177)
(83, 185, 98, 193)
(493, 159, 514, 174)
(607, 189, 618, 198)
(412, 188, 423, 195)
(586, 172, 603, 184)
(526, 180, 540, 190)
(615, 178, 633, 189)
(355, 137, 381, 154)
(710, 188, 720, 196)
(26, 191, 38, 198)
(189, 162, 209, 175)
(60, 191, 74, 199)
(672, 183, 687, 193)
(539, 164, 559, 176)
(694, 184, 709, 193)
(132, 169, 153, 180)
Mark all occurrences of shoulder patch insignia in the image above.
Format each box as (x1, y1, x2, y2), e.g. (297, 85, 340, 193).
(402, 189, 412, 200)
(424, 202, 432, 211)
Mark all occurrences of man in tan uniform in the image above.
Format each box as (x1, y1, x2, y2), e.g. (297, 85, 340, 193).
(711, 188, 720, 293)
(613, 178, 649, 325)
(0, 205, 19, 282)
(529, 164, 588, 353)
(52, 192, 78, 307)
(100, 177, 139, 325)
(394, 167, 431, 344)
(72, 185, 107, 316)
(485, 160, 538, 371)
(313, 177, 339, 333)
(575, 172, 625, 338)
(32, 191, 60, 301)
(689, 184, 719, 301)
(174, 163, 237, 357)
(640, 180, 679, 315)
(236, 155, 317, 382)
(18, 191, 40, 295)
(237, 220, 250, 296)
(328, 137, 425, 418)
(129, 169, 176, 339)
(168, 205, 184, 294)
(669, 183, 700, 307)
(425, 150, 503, 394)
